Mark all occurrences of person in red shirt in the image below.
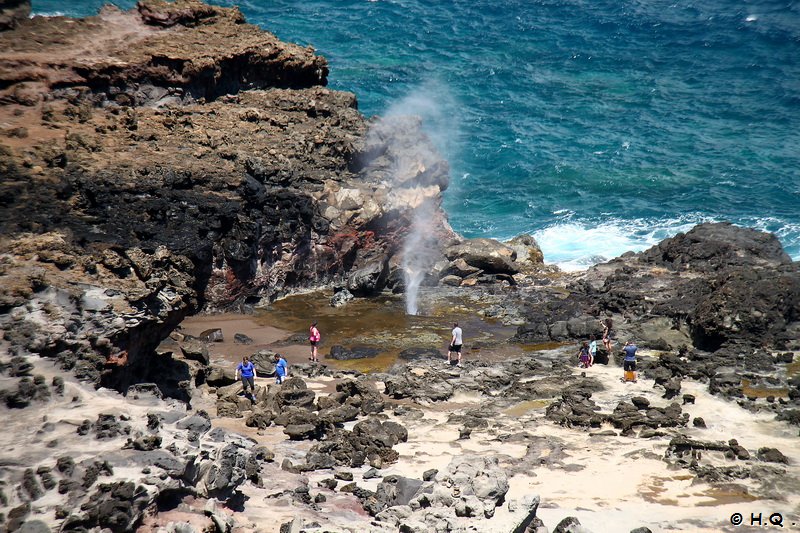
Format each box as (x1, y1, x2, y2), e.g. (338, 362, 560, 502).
(309, 321, 321, 362)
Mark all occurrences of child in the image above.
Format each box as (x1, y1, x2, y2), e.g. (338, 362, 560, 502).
(274, 353, 288, 385)
(577, 341, 591, 368)
(588, 335, 597, 366)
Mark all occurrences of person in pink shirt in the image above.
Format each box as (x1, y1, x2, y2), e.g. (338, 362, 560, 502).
(309, 321, 321, 362)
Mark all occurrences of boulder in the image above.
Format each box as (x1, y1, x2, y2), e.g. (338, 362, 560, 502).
(505, 234, 544, 267)
(276, 379, 316, 408)
(245, 409, 275, 429)
(757, 447, 789, 464)
(330, 287, 355, 307)
(180, 338, 210, 365)
(199, 328, 224, 342)
(250, 350, 278, 375)
(327, 345, 381, 361)
(445, 238, 519, 275)
(284, 424, 322, 441)
(346, 258, 389, 296)
(445, 258, 482, 278)
(207, 364, 237, 386)
(233, 333, 253, 345)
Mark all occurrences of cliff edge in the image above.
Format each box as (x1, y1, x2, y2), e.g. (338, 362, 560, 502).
(0, 0, 453, 393)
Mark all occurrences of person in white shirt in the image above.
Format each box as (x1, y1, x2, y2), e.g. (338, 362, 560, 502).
(448, 322, 463, 367)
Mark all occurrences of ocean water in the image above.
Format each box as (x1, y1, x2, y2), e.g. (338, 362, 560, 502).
(33, 0, 800, 269)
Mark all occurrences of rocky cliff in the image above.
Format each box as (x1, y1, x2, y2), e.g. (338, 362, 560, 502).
(0, 0, 453, 393)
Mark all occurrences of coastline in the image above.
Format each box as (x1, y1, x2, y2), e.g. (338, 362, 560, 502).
(1, 2, 799, 532)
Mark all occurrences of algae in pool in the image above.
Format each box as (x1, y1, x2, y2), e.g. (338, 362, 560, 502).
(741, 379, 789, 399)
(253, 290, 522, 373)
(521, 341, 572, 352)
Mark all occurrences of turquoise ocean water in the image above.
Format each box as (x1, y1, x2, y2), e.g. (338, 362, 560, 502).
(33, 0, 800, 269)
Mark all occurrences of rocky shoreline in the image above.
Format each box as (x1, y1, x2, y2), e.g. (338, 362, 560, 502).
(1, 1, 799, 532)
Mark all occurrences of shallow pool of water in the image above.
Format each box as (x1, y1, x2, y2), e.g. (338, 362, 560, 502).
(252, 289, 548, 373)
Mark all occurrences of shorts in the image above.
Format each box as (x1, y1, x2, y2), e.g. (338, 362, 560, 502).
(241, 376, 255, 392)
(449, 344, 462, 353)
(623, 360, 636, 372)
(310, 340, 319, 346)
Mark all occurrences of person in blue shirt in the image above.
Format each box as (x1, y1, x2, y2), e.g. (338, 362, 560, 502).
(274, 353, 288, 384)
(588, 335, 598, 366)
(622, 340, 638, 382)
(235, 355, 257, 398)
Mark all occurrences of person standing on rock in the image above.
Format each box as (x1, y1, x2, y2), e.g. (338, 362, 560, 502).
(309, 321, 321, 362)
(601, 318, 614, 354)
(274, 353, 288, 385)
(448, 322, 463, 367)
(588, 335, 598, 366)
(235, 355, 257, 398)
(622, 340, 638, 383)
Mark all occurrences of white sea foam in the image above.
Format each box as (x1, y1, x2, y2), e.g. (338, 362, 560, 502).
(531, 217, 708, 271)
(530, 215, 800, 270)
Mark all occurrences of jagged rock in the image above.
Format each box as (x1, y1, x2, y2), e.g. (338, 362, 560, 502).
(7, 356, 33, 377)
(273, 406, 321, 428)
(318, 404, 360, 425)
(249, 350, 279, 375)
(6, 502, 31, 532)
(180, 338, 210, 365)
(127, 435, 162, 451)
(275, 379, 316, 409)
(284, 424, 322, 440)
(365, 475, 424, 516)
(554, 516, 591, 533)
(383, 371, 455, 402)
(418, 469, 437, 483)
(199, 328, 224, 343)
(63, 481, 152, 531)
(305, 419, 406, 470)
(663, 377, 682, 399)
(757, 447, 789, 464)
(547, 391, 603, 429)
(508, 495, 542, 533)
(318, 478, 338, 490)
(21, 469, 43, 500)
(330, 287, 355, 307)
(207, 365, 237, 387)
(94, 414, 127, 440)
(445, 258, 482, 278)
(177, 411, 212, 436)
(334, 379, 386, 415)
(245, 409, 275, 429)
(346, 258, 389, 296)
(363, 468, 381, 480)
(506, 234, 544, 267)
